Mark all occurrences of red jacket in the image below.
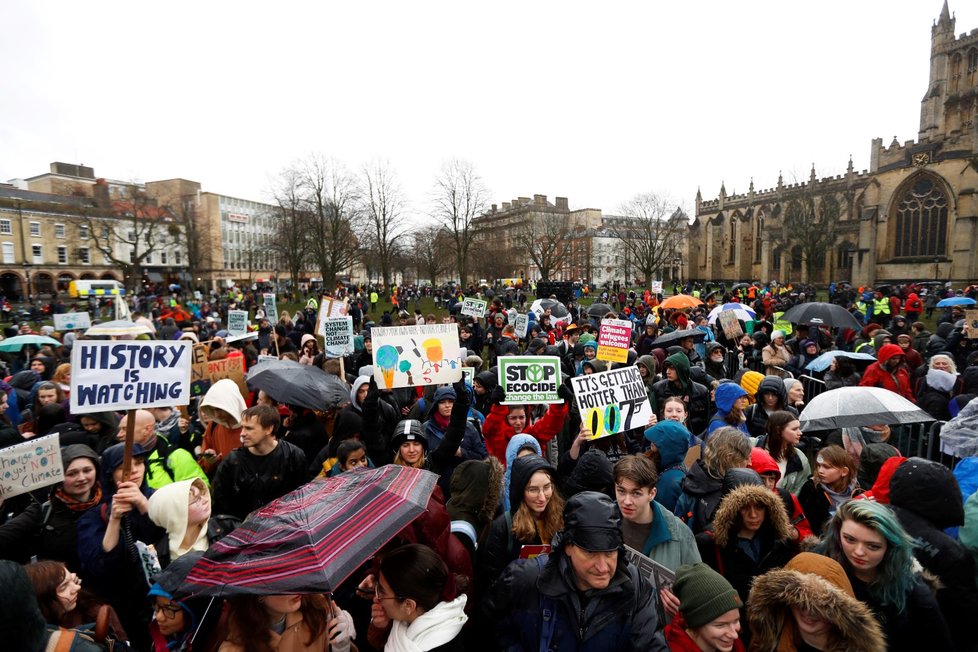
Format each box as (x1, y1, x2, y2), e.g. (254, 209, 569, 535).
(483, 401, 569, 464)
(859, 344, 914, 402)
(665, 613, 746, 651)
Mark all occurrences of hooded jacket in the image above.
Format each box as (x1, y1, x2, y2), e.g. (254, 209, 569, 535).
(750, 447, 813, 540)
(473, 370, 497, 416)
(447, 456, 504, 554)
(695, 485, 795, 606)
(860, 343, 914, 401)
(747, 553, 886, 652)
(642, 420, 690, 512)
(424, 385, 488, 463)
(482, 455, 557, 585)
(673, 459, 724, 535)
(652, 353, 710, 436)
(37, 444, 101, 570)
(147, 479, 209, 559)
(703, 342, 729, 381)
(483, 397, 569, 466)
(200, 378, 248, 457)
(889, 457, 978, 652)
(743, 375, 798, 438)
(706, 383, 749, 438)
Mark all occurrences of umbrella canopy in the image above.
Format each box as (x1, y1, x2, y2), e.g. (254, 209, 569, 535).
(779, 302, 861, 330)
(936, 296, 976, 307)
(0, 334, 62, 352)
(246, 359, 349, 411)
(587, 303, 615, 318)
(85, 319, 155, 337)
(529, 298, 572, 325)
(660, 295, 703, 310)
(707, 303, 756, 325)
(651, 328, 706, 348)
(798, 386, 933, 431)
(804, 350, 877, 373)
(181, 465, 438, 597)
(730, 282, 752, 291)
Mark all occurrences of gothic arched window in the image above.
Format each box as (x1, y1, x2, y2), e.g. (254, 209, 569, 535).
(892, 175, 949, 258)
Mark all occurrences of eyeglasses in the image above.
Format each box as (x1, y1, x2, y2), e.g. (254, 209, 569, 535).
(154, 602, 182, 618)
(525, 483, 554, 497)
(374, 585, 402, 601)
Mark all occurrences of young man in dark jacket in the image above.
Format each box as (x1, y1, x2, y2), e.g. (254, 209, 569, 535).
(652, 353, 710, 436)
(483, 491, 668, 651)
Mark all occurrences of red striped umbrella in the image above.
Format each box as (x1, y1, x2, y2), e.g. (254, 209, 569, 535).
(181, 465, 438, 597)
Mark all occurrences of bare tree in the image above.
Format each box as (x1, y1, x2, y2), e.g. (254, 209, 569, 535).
(470, 241, 517, 282)
(612, 192, 685, 285)
(361, 160, 408, 289)
(74, 184, 180, 293)
(511, 212, 568, 281)
(153, 192, 208, 288)
(297, 155, 362, 291)
(412, 224, 451, 284)
(430, 159, 489, 285)
(777, 191, 841, 283)
(268, 168, 312, 289)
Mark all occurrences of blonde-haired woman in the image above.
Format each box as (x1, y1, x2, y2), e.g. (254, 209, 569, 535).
(482, 455, 564, 584)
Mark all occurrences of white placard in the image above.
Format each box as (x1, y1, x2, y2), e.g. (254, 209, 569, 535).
(317, 297, 348, 337)
(263, 294, 278, 323)
(322, 316, 355, 356)
(514, 313, 529, 339)
(571, 366, 653, 439)
(227, 310, 249, 336)
(53, 312, 92, 331)
(70, 340, 193, 414)
(461, 297, 488, 318)
(372, 323, 463, 389)
(651, 281, 663, 294)
(0, 433, 63, 499)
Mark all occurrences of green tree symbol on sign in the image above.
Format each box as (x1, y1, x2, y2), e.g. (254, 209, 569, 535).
(526, 364, 544, 382)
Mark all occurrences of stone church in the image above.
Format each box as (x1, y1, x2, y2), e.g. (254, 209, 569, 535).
(687, 2, 978, 287)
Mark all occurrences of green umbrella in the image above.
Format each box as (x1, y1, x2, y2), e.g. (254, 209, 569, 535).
(0, 335, 61, 352)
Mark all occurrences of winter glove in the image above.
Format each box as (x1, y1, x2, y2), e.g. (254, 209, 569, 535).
(328, 604, 356, 652)
(557, 377, 574, 403)
(490, 385, 506, 405)
(362, 378, 380, 411)
(452, 380, 470, 408)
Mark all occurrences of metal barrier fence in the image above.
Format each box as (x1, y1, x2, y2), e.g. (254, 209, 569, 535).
(890, 420, 959, 470)
(798, 375, 827, 402)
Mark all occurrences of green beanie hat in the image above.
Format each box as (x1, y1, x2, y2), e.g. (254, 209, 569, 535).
(673, 563, 742, 628)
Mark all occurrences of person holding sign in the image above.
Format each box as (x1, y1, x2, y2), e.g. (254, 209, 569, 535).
(652, 352, 710, 437)
(483, 379, 572, 466)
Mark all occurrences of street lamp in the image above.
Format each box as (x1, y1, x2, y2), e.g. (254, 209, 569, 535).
(22, 261, 31, 304)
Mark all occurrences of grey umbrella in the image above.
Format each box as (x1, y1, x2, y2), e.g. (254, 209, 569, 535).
(246, 359, 350, 411)
(650, 328, 706, 348)
(587, 303, 615, 318)
(779, 302, 861, 330)
(798, 386, 933, 431)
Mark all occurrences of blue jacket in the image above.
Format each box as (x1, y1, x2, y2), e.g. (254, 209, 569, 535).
(643, 420, 691, 513)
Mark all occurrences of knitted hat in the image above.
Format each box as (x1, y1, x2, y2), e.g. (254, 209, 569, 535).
(738, 370, 764, 400)
(771, 330, 785, 341)
(674, 563, 743, 628)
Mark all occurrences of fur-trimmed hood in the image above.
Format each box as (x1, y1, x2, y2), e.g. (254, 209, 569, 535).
(446, 455, 504, 535)
(711, 484, 791, 548)
(748, 559, 886, 652)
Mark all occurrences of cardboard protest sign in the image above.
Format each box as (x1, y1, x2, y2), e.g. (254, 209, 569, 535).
(372, 323, 462, 389)
(597, 318, 633, 364)
(571, 366, 653, 439)
(190, 345, 248, 401)
(717, 310, 744, 340)
(317, 297, 348, 338)
(0, 433, 64, 499)
(461, 297, 487, 318)
(322, 316, 354, 356)
(965, 310, 978, 339)
(497, 356, 562, 404)
(514, 313, 529, 339)
(624, 545, 675, 592)
(650, 280, 663, 294)
(263, 293, 278, 323)
(71, 341, 193, 414)
(53, 312, 91, 331)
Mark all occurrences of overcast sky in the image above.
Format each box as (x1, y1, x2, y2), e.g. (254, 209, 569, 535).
(2, 1, 974, 221)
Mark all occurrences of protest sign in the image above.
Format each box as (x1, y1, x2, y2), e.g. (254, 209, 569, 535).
(372, 323, 462, 389)
(190, 344, 248, 400)
(53, 312, 91, 331)
(461, 297, 488, 318)
(227, 310, 249, 337)
(71, 341, 193, 414)
(717, 309, 744, 340)
(514, 313, 529, 339)
(571, 366, 653, 439)
(965, 309, 978, 339)
(497, 356, 562, 404)
(0, 433, 64, 499)
(322, 316, 354, 356)
(317, 297, 348, 338)
(257, 354, 279, 364)
(263, 293, 278, 323)
(461, 367, 475, 385)
(624, 545, 675, 592)
(597, 318, 633, 364)
(650, 280, 663, 294)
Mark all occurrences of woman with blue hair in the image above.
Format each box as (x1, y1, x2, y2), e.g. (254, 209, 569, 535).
(815, 500, 953, 651)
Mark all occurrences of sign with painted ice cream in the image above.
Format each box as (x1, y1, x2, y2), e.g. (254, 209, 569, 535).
(371, 323, 463, 389)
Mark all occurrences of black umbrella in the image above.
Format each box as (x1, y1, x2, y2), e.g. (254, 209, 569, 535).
(246, 359, 350, 411)
(530, 298, 570, 319)
(731, 283, 751, 291)
(587, 303, 615, 318)
(651, 328, 706, 348)
(779, 302, 861, 330)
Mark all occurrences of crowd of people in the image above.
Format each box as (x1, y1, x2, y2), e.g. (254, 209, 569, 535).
(2, 278, 978, 652)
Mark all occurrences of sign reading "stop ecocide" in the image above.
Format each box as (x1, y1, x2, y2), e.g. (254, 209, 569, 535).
(497, 356, 562, 404)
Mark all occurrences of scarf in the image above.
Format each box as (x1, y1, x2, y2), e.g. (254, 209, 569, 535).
(433, 411, 451, 432)
(54, 484, 103, 512)
(385, 595, 467, 652)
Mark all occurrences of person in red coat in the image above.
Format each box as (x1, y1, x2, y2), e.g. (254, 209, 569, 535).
(859, 343, 915, 402)
(482, 383, 570, 465)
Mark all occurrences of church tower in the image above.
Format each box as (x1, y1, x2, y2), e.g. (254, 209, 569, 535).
(919, 1, 956, 139)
